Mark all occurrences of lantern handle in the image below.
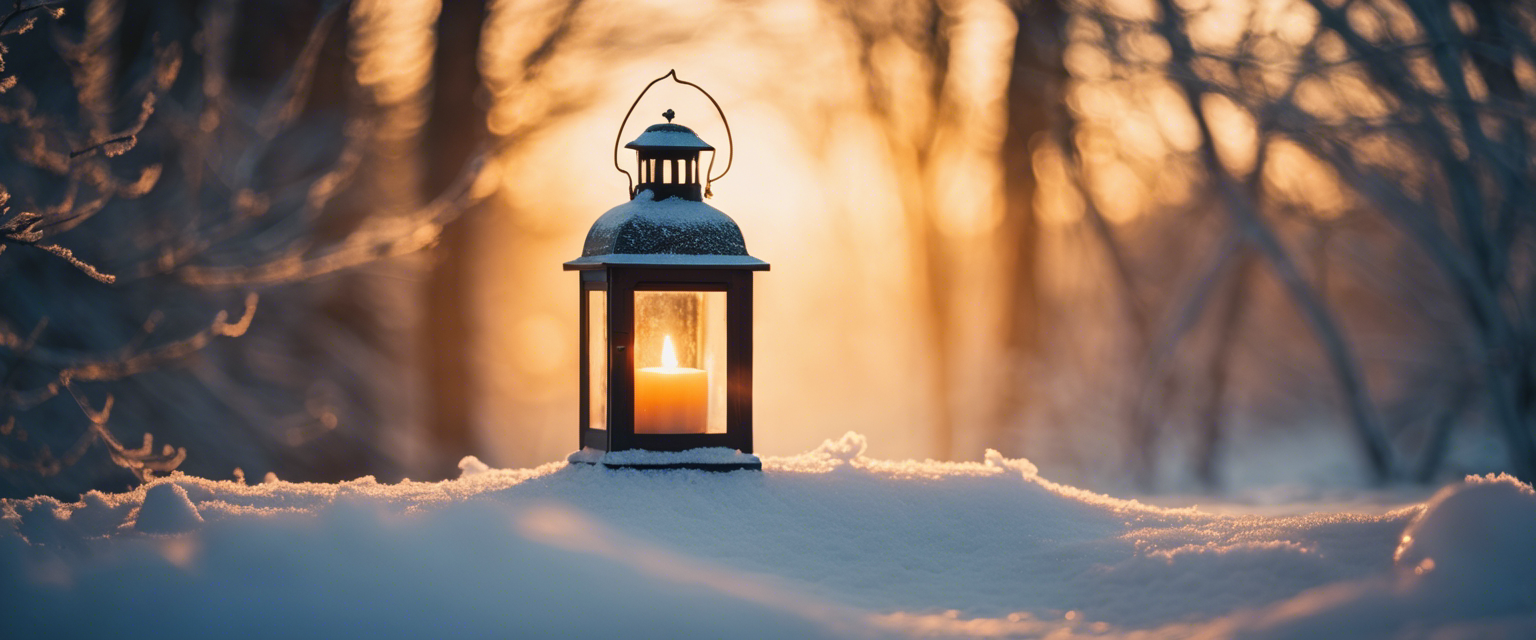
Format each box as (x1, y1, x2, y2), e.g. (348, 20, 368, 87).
(613, 70, 733, 198)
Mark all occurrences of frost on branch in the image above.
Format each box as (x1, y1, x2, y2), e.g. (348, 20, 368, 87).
(0, 1, 491, 496)
(0, 1, 64, 38)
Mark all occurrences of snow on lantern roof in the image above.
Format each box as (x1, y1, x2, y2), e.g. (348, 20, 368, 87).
(564, 189, 768, 270)
(625, 122, 715, 152)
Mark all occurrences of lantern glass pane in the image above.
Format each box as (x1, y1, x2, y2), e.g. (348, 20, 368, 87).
(633, 290, 727, 434)
(587, 289, 606, 431)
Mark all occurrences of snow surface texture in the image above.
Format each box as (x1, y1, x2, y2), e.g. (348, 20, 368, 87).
(3, 432, 1534, 639)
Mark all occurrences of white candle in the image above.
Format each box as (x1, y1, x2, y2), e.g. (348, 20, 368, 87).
(634, 335, 708, 434)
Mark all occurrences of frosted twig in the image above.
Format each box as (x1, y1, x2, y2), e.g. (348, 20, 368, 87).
(0, 0, 63, 37)
(1, 294, 258, 410)
(178, 152, 494, 287)
(36, 243, 114, 282)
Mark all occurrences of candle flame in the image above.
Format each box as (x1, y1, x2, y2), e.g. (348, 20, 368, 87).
(661, 335, 679, 369)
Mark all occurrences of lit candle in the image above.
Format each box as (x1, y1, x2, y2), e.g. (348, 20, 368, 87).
(634, 335, 708, 434)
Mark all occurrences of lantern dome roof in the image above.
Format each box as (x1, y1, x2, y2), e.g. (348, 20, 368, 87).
(563, 189, 768, 270)
(625, 122, 715, 152)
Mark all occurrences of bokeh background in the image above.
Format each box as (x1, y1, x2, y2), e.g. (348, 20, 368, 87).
(4, 0, 1534, 498)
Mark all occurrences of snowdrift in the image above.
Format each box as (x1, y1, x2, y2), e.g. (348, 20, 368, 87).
(3, 432, 1534, 638)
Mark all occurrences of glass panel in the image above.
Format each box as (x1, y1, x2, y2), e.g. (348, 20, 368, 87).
(587, 289, 606, 431)
(634, 290, 727, 434)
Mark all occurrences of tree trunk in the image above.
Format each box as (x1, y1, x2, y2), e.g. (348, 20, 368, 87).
(1156, 0, 1396, 482)
(1194, 252, 1253, 488)
(993, 0, 1066, 447)
(420, 0, 486, 477)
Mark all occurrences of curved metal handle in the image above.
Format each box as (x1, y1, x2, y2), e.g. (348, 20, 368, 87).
(612, 70, 733, 198)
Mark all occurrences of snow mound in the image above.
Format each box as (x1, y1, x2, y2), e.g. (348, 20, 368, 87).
(984, 447, 1038, 478)
(814, 431, 868, 462)
(1396, 473, 1536, 607)
(131, 482, 203, 534)
(457, 455, 490, 478)
(2, 433, 1532, 639)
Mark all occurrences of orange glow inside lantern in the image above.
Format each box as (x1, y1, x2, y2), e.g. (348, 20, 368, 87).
(632, 292, 727, 434)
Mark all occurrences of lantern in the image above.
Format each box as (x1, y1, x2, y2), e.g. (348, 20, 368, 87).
(565, 72, 767, 471)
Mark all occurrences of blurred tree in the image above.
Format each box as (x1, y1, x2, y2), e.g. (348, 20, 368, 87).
(831, 0, 964, 459)
(0, 0, 491, 498)
(420, 0, 486, 478)
(995, 0, 1067, 451)
(1052, 0, 1536, 486)
(1288, 0, 1536, 480)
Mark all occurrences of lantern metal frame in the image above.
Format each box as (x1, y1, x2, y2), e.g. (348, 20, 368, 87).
(571, 264, 762, 467)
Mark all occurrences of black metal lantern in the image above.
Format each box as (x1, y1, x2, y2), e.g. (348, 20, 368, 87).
(565, 72, 767, 471)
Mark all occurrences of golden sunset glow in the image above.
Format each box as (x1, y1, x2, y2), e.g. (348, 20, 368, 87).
(3, 2, 1535, 634)
(408, 0, 1535, 484)
(4, 0, 1532, 502)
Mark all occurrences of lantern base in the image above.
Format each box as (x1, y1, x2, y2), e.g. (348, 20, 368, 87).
(566, 446, 762, 472)
(583, 461, 762, 472)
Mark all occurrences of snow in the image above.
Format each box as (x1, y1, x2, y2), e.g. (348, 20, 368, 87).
(3, 432, 1534, 639)
(567, 189, 768, 264)
(131, 483, 204, 534)
(456, 454, 491, 477)
(1217, 476, 1536, 639)
(626, 126, 715, 150)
